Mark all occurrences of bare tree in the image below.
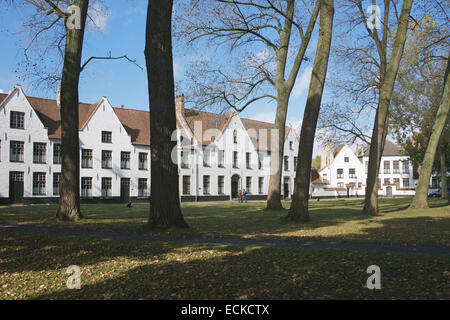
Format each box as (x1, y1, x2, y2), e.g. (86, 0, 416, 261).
(175, 0, 320, 210)
(145, 0, 188, 228)
(288, 0, 334, 222)
(12, 1, 141, 221)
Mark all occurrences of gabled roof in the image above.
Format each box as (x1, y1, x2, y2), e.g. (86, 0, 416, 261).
(311, 169, 325, 184)
(362, 139, 405, 156)
(182, 109, 234, 146)
(113, 107, 150, 146)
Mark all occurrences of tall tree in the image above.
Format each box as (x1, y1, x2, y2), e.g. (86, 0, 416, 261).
(145, 0, 188, 228)
(410, 55, 449, 208)
(175, 0, 320, 210)
(56, 0, 89, 221)
(288, 0, 334, 222)
(362, 0, 414, 215)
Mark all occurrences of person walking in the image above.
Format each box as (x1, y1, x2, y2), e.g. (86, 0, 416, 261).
(242, 189, 248, 203)
(238, 189, 242, 203)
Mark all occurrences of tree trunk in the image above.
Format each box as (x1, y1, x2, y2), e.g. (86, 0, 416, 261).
(362, 0, 414, 215)
(288, 0, 334, 222)
(410, 57, 449, 208)
(56, 0, 89, 221)
(145, 0, 188, 228)
(266, 92, 289, 210)
(440, 142, 448, 199)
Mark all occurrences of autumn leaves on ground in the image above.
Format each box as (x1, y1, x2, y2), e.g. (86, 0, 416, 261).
(0, 198, 449, 299)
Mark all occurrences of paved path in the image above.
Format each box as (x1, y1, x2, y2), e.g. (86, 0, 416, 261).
(1, 224, 449, 255)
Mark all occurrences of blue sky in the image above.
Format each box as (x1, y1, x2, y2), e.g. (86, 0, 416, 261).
(0, 0, 313, 130)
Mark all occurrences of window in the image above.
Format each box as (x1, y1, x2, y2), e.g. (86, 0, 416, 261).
(33, 172, 46, 195)
(33, 143, 46, 164)
(218, 176, 224, 194)
(289, 141, 293, 150)
(393, 178, 400, 187)
(349, 168, 356, 178)
(246, 177, 252, 194)
(53, 143, 62, 164)
(203, 175, 210, 194)
(344, 157, 349, 163)
(258, 154, 262, 170)
(337, 182, 344, 188)
(384, 161, 390, 174)
(284, 156, 289, 171)
(403, 178, 409, 188)
(121, 152, 131, 169)
(337, 169, 344, 179)
(203, 148, 210, 167)
(378, 178, 381, 187)
(246, 152, 251, 169)
(258, 177, 264, 194)
(10, 141, 24, 162)
(10, 111, 24, 129)
(384, 178, 391, 185)
(218, 150, 225, 168)
(402, 160, 409, 173)
(393, 160, 400, 174)
(180, 150, 190, 169)
(365, 161, 369, 172)
(81, 149, 93, 168)
(294, 157, 298, 171)
(139, 153, 148, 170)
(183, 176, 191, 195)
(101, 178, 112, 197)
(10, 171, 24, 183)
(233, 151, 238, 168)
(138, 178, 148, 197)
(53, 173, 61, 195)
(81, 177, 93, 198)
(102, 151, 112, 169)
(102, 131, 112, 143)
(233, 130, 238, 143)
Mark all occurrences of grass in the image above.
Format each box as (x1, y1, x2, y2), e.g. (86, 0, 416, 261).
(1, 229, 449, 300)
(0, 198, 448, 247)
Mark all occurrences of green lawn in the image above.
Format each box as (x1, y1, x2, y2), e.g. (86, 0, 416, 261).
(1, 229, 448, 300)
(0, 198, 448, 247)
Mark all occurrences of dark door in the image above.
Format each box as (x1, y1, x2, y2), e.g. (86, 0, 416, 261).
(231, 181, 238, 198)
(9, 172, 24, 204)
(283, 178, 289, 199)
(120, 178, 131, 203)
(386, 186, 392, 197)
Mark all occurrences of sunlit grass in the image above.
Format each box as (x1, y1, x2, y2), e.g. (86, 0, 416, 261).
(0, 198, 448, 247)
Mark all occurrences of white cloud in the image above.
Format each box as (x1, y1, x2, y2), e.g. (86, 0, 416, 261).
(88, 3, 110, 31)
(252, 110, 276, 123)
(292, 66, 312, 98)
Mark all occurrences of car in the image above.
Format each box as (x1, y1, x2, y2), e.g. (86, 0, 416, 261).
(428, 190, 442, 197)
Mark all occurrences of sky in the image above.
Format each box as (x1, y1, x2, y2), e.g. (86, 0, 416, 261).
(0, 1, 313, 128)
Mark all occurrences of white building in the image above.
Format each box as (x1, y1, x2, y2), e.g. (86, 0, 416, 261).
(0, 85, 300, 204)
(312, 140, 415, 198)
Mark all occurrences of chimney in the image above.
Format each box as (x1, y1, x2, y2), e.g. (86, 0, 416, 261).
(326, 141, 334, 166)
(56, 82, 61, 109)
(321, 143, 327, 169)
(176, 93, 185, 115)
(120, 105, 124, 109)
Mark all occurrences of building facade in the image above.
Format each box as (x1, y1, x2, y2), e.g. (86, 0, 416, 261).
(312, 140, 416, 198)
(0, 85, 299, 204)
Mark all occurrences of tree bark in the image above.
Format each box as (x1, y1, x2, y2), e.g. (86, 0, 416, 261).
(440, 142, 448, 199)
(288, 0, 334, 222)
(266, 91, 289, 210)
(362, 0, 414, 215)
(56, 0, 89, 221)
(145, 0, 188, 228)
(410, 57, 449, 208)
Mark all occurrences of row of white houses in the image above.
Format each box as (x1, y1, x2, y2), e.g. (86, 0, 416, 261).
(0, 85, 425, 204)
